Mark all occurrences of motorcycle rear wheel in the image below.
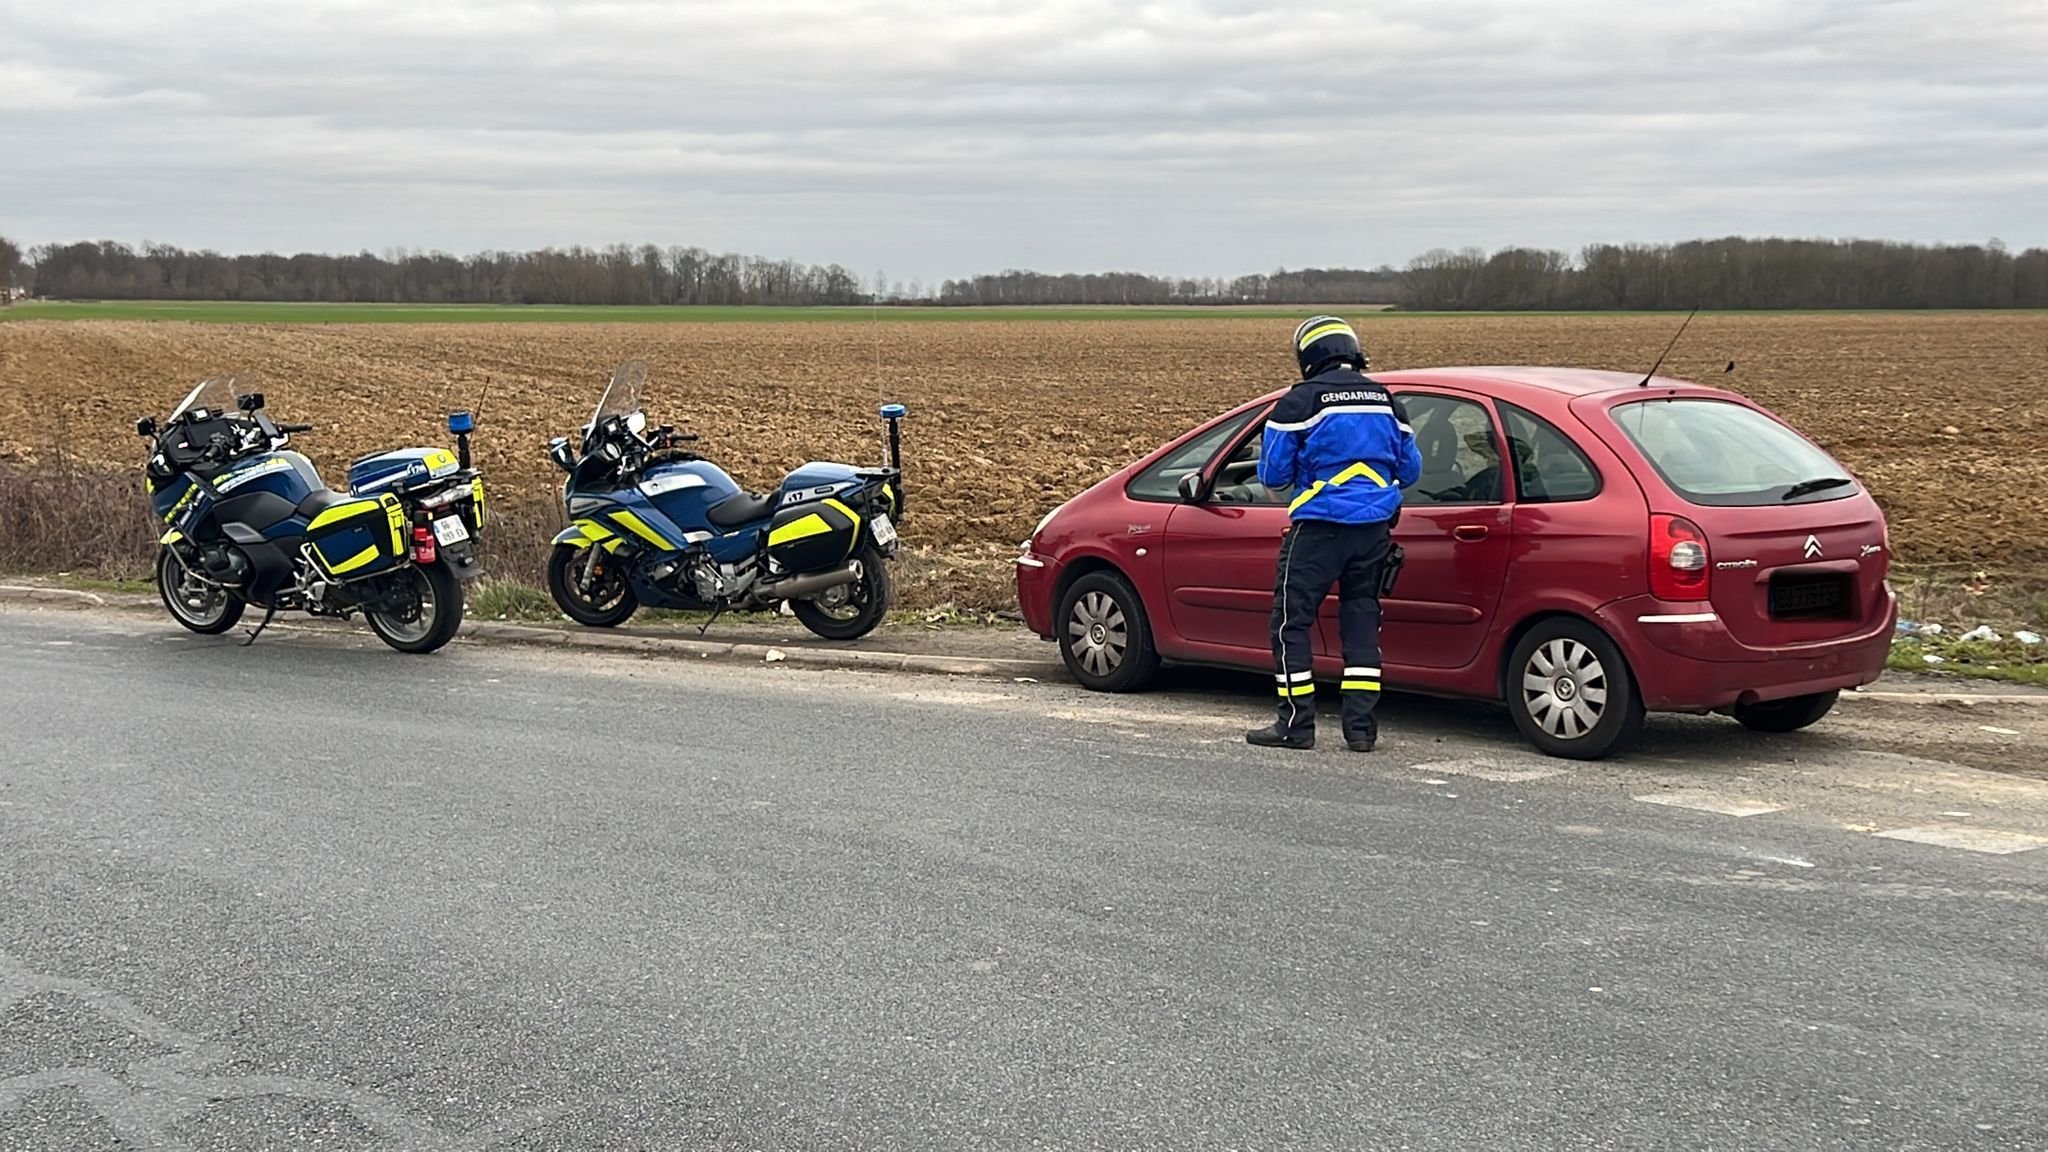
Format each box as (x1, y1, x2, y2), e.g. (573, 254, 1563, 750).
(364, 561, 464, 654)
(156, 546, 245, 634)
(547, 544, 638, 627)
(791, 545, 891, 641)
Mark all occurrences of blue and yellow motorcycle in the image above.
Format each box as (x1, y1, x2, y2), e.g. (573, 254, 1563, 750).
(138, 376, 486, 652)
(544, 361, 907, 640)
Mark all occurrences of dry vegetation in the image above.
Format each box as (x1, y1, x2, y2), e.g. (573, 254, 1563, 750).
(1, 312, 2041, 610)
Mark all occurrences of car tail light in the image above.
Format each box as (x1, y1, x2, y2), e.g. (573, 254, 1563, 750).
(1650, 514, 1709, 601)
(412, 525, 437, 564)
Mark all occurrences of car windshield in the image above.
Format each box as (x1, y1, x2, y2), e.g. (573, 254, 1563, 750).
(169, 375, 243, 422)
(1610, 398, 1856, 507)
(590, 360, 648, 430)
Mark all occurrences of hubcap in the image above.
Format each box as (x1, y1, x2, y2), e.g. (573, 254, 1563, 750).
(1522, 638, 1608, 740)
(1067, 591, 1129, 679)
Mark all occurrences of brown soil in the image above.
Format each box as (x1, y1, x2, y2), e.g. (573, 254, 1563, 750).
(3, 312, 2042, 608)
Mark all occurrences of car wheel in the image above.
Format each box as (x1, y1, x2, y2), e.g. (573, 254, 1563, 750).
(1506, 618, 1644, 760)
(1057, 571, 1159, 692)
(1732, 690, 1839, 734)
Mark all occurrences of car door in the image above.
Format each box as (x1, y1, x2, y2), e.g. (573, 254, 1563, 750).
(1160, 407, 1330, 661)
(1362, 389, 1515, 671)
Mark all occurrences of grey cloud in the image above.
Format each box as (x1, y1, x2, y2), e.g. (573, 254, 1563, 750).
(2, 0, 2043, 279)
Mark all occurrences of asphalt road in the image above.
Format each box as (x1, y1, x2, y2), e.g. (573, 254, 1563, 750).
(2, 609, 2044, 1151)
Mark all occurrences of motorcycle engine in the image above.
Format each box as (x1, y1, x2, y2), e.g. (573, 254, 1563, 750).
(198, 543, 251, 587)
(690, 555, 758, 602)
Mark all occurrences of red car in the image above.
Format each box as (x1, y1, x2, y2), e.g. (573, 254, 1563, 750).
(1015, 366, 1897, 759)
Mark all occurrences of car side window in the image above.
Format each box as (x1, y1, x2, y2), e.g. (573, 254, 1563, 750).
(1499, 402, 1601, 503)
(1396, 393, 1505, 506)
(1125, 408, 1260, 502)
(1208, 427, 1295, 505)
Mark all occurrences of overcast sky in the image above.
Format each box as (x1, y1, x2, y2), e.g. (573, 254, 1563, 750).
(3, 0, 2043, 281)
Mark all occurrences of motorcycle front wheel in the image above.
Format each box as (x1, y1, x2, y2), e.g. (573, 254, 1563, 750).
(156, 546, 245, 635)
(364, 561, 464, 654)
(547, 544, 638, 627)
(791, 544, 891, 641)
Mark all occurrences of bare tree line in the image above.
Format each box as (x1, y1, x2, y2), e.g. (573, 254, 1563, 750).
(4, 235, 2044, 310)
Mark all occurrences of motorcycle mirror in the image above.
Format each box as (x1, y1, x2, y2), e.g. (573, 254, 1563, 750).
(1177, 471, 1208, 503)
(547, 436, 575, 472)
(237, 392, 265, 413)
(135, 417, 158, 438)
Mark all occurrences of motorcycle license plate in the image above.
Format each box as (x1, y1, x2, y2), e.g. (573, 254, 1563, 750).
(871, 513, 897, 547)
(432, 515, 470, 546)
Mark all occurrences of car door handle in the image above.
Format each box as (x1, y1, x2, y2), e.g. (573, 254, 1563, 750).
(1453, 525, 1489, 542)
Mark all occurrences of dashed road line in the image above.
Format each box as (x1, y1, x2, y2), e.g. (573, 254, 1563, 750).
(1632, 790, 1786, 818)
(1872, 826, 2047, 855)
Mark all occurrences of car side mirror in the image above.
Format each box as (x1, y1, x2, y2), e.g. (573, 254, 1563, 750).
(1177, 471, 1208, 503)
(237, 392, 265, 412)
(135, 417, 158, 439)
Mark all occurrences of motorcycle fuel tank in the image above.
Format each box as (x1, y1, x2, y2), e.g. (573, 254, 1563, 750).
(637, 458, 744, 529)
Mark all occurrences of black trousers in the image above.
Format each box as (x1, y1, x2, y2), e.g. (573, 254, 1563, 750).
(1270, 518, 1391, 741)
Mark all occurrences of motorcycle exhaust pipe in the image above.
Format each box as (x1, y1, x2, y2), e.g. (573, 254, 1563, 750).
(753, 561, 859, 605)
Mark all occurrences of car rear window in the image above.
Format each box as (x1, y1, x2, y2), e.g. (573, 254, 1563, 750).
(1609, 398, 1857, 507)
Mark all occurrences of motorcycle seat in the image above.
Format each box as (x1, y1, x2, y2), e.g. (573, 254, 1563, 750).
(706, 490, 776, 529)
(295, 488, 358, 521)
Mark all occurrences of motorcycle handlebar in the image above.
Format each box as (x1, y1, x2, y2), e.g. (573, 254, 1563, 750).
(276, 423, 315, 434)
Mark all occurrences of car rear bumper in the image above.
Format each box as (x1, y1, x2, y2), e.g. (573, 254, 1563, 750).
(1016, 547, 1057, 638)
(1599, 585, 1897, 712)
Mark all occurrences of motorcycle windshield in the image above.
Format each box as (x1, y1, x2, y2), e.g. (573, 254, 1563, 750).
(590, 360, 649, 429)
(169, 375, 242, 421)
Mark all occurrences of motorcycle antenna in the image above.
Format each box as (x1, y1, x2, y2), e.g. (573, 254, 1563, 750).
(1637, 304, 1701, 387)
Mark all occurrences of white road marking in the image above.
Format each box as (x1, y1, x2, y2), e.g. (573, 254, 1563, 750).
(1873, 826, 2047, 855)
(1413, 759, 1568, 784)
(1633, 790, 1785, 818)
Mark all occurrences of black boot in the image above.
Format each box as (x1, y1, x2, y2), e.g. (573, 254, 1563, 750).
(1346, 735, 1376, 753)
(1246, 724, 1315, 750)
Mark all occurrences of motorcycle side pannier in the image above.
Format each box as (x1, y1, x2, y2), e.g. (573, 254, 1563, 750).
(765, 498, 860, 574)
(305, 492, 408, 579)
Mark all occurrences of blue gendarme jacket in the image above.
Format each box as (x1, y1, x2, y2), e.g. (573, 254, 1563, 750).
(1259, 367, 1424, 524)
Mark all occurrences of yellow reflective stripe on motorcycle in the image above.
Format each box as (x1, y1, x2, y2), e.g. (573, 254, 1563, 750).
(769, 512, 832, 547)
(383, 493, 406, 555)
(164, 486, 198, 523)
(470, 477, 486, 526)
(326, 543, 382, 575)
(424, 449, 458, 476)
(1342, 679, 1381, 692)
(823, 498, 862, 528)
(573, 518, 614, 543)
(608, 509, 674, 550)
(161, 529, 185, 545)
(307, 498, 382, 530)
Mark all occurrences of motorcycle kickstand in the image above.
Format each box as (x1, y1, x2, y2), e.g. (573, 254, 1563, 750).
(697, 602, 728, 637)
(241, 603, 278, 646)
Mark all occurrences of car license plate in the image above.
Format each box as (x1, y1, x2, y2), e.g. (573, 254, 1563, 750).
(871, 513, 897, 547)
(1770, 575, 1845, 617)
(432, 514, 470, 546)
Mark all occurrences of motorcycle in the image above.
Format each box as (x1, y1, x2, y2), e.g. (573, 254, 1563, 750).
(544, 361, 907, 640)
(136, 376, 487, 653)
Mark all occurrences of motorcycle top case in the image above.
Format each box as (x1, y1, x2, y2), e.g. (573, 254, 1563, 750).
(304, 491, 409, 579)
(765, 497, 861, 574)
(348, 447, 461, 495)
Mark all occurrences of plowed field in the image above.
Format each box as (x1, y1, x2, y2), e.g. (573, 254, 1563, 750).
(2, 312, 2040, 609)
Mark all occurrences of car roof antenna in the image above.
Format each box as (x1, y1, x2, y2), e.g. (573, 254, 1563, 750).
(1637, 304, 1701, 387)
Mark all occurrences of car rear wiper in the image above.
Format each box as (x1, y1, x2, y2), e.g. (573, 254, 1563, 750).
(1781, 477, 1853, 501)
